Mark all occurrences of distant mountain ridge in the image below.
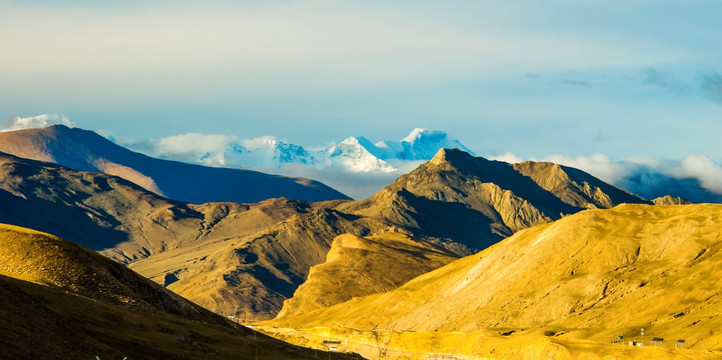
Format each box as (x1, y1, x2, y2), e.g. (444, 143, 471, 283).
(0, 125, 349, 203)
(126, 127, 474, 173)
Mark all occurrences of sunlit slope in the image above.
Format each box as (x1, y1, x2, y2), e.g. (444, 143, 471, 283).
(258, 326, 718, 360)
(278, 204, 722, 349)
(277, 231, 458, 318)
(0, 224, 358, 359)
(0, 125, 349, 203)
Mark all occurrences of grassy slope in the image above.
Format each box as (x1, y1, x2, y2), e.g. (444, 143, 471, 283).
(263, 204, 722, 358)
(278, 231, 458, 318)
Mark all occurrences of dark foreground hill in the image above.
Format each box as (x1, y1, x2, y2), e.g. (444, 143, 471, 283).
(0, 223, 359, 360)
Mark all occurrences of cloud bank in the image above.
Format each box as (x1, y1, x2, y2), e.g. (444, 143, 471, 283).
(1, 114, 74, 132)
(491, 153, 722, 203)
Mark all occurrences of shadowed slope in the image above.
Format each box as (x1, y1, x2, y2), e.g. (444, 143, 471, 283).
(0, 151, 317, 262)
(130, 207, 388, 321)
(0, 125, 349, 203)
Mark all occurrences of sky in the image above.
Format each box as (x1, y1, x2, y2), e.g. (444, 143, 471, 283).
(2, 0, 721, 163)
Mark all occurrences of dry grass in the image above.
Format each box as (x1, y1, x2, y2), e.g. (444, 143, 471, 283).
(261, 204, 722, 358)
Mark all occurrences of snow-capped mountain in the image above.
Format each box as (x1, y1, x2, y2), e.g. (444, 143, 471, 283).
(371, 128, 476, 161)
(124, 128, 472, 174)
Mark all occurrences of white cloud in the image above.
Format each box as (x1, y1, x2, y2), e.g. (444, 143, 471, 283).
(489, 152, 525, 164)
(126, 133, 240, 167)
(542, 153, 633, 186)
(1, 114, 74, 132)
(677, 154, 722, 194)
(492, 152, 722, 202)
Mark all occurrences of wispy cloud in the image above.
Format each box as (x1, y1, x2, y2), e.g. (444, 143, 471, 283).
(699, 72, 722, 104)
(560, 79, 593, 87)
(642, 68, 689, 94)
(1, 114, 74, 132)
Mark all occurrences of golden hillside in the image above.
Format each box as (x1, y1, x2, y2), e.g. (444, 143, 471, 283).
(277, 231, 458, 318)
(0, 223, 359, 359)
(268, 204, 722, 358)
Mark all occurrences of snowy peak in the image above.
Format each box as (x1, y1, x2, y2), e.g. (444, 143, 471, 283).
(121, 128, 474, 174)
(326, 137, 396, 173)
(399, 128, 475, 160)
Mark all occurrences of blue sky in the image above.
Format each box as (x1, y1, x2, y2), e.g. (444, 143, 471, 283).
(2, 0, 721, 162)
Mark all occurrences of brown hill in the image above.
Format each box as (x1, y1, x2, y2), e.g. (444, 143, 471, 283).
(272, 149, 649, 318)
(129, 207, 388, 321)
(0, 150, 319, 262)
(0, 223, 358, 360)
(269, 204, 722, 358)
(0, 151, 350, 319)
(339, 149, 649, 254)
(0, 124, 349, 203)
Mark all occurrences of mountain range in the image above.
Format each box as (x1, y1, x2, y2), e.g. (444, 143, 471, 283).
(2, 124, 721, 359)
(0, 126, 652, 322)
(125, 127, 474, 173)
(0, 125, 348, 204)
(119, 127, 722, 203)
